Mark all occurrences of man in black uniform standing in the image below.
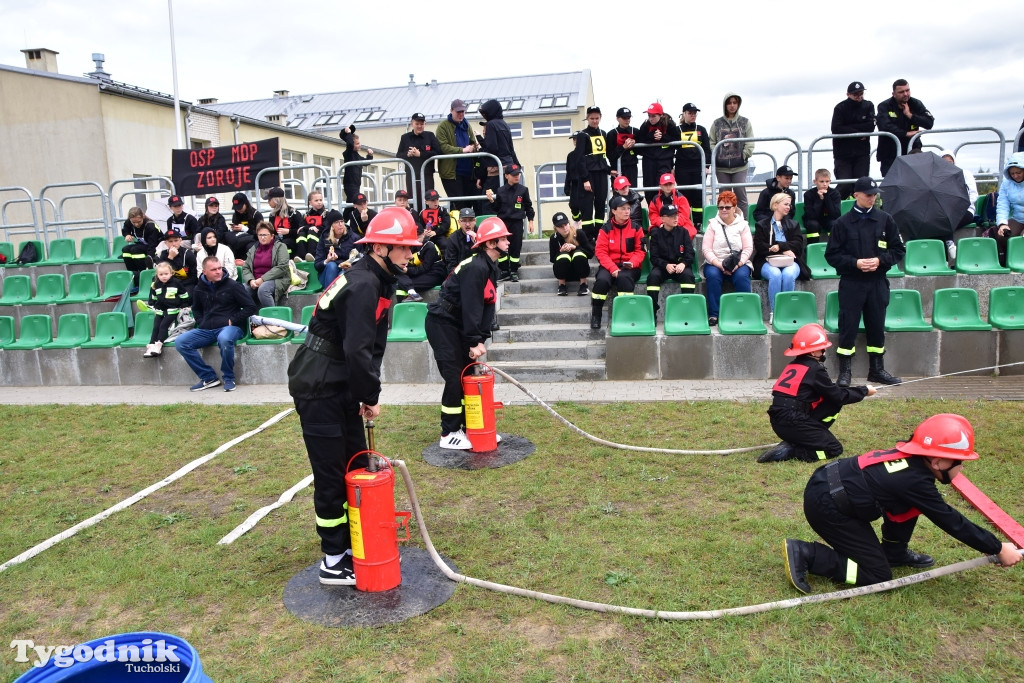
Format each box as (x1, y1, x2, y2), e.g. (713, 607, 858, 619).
(398, 112, 442, 202)
(831, 82, 875, 199)
(876, 79, 934, 177)
(606, 107, 639, 189)
(785, 413, 1021, 594)
(575, 106, 612, 242)
(287, 207, 420, 586)
(825, 177, 905, 387)
(675, 103, 711, 226)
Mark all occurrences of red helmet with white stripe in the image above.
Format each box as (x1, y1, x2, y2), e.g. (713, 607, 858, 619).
(784, 323, 832, 356)
(355, 207, 422, 246)
(896, 414, 979, 461)
(472, 216, 512, 248)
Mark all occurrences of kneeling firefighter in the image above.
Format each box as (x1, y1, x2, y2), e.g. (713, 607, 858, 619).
(758, 323, 874, 463)
(785, 413, 1022, 594)
(287, 207, 420, 586)
(426, 216, 510, 450)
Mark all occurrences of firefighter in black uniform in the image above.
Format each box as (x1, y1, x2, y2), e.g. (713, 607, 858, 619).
(575, 106, 612, 242)
(645, 204, 695, 318)
(785, 413, 1022, 593)
(564, 133, 584, 224)
(287, 207, 420, 586)
(675, 104, 712, 226)
(757, 323, 874, 464)
(637, 103, 681, 204)
(824, 177, 905, 387)
(830, 81, 875, 199)
(606, 107, 639, 189)
(266, 187, 304, 257)
(876, 79, 934, 177)
(486, 163, 534, 281)
(426, 217, 510, 450)
(295, 190, 327, 261)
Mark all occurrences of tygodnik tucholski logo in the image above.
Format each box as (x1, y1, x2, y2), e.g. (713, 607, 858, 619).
(11, 637, 182, 671)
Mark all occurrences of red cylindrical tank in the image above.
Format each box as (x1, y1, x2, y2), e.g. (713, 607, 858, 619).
(345, 453, 410, 592)
(462, 362, 503, 452)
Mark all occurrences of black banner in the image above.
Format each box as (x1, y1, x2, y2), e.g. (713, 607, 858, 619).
(171, 138, 280, 195)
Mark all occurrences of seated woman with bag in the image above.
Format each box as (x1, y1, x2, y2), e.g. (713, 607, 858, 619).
(701, 190, 753, 326)
(754, 192, 809, 324)
(240, 222, 290, 308)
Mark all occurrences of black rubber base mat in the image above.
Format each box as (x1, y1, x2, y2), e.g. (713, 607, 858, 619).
(421, 433, 535, 469)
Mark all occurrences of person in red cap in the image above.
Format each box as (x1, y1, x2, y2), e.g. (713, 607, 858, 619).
(636, 103, 680, 204)
(758, 323, 873, 464)
(287, 207, 420, 586)
(785, 413, 1021, 594)
(647, 173, 697, 238)
(426, 217, 510, 450)
(709, 93, 754, 219)
(573, 106, 612, 241)
(611, 175, 644, 231)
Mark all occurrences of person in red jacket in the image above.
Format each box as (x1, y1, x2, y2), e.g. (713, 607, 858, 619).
(647, 173, 697, 238)
(590, 195, 646, 329)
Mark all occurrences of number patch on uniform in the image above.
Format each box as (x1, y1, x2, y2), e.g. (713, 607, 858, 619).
(883, 459, 909, 473)
(590, 135, 606, 155)
(772, 363, 810, 396)
(318, 273, 348, 309)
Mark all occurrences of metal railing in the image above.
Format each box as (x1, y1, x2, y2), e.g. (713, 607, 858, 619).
(338, 157, 419, 211)
(254, 164, 335, 212)
(908, 127, 1007, 175)
(531, 161, 569, 237)
(806, 132, 903, 191)
(37, 181, 112, 248)
(709, 137, 803, 200)
(415, 152, 505, 209)
(0, 187, 43, 243)
(628, 140, 708, 200)
(108, 177, 175, 235)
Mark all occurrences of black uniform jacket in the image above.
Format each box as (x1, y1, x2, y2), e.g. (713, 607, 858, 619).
(770, 355, 867, 422)
(575, 125, 611, 175)
(121, 220, 162, 253)
(444, 230, 476, 273)
(429, 250, 498, 347)
(491, 183, 535, 223)
(167, 213, 200, 241)
(802, 187, 842, 235)
(675, 122, 711, 171)
(271, 209, 304, 242)
(831, 98, 875, 159)
(606, 125, 639, 170)
(398, 130, 442, 176)
(876, 96, 934, 161)
(824, 206, 905, 280)
(548, 230, 595, 262)
(647, 225, 694, 270)
(636, 117, 681, 162)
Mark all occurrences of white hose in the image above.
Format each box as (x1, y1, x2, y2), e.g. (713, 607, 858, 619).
(249, 315, 308, 334)
(217, 474, 314, 545)
(872, 360, 1024, 389)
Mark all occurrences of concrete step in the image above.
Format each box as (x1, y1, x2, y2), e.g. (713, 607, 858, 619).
(485, 339, 605, 362)
(491, 324, 605, 343)
(490, 359, 607, 382)
(495, 307, 593, 327)
(504, 279, 593, 295)
(519, 239, 549, 253)
(512, 264, 588, 281)
(499, 292, 592, 310)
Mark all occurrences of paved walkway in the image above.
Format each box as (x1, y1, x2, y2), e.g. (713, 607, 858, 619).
(1, 376, 1022, 405)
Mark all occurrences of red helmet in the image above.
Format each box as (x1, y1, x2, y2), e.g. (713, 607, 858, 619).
(784, 323, 832, 357)
(355, 207, 422, 246)
(896, 414, 979, 461)
(472, 216, 512, 248)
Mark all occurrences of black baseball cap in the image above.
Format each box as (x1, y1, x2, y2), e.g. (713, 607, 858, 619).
(425, 189, 440, 200)
(459, 207, 475, 219)
(609, 195, 629, 210)
(353, 193, 368, 204)
(777, 165, 797, 177)
(395, 189, 409, 198)
(552, 212, 569, 226)
(854, 177, 879, 195)
(586, 106, 601, 116)
(168, 195, 184, 206)
(164, 229, 182, 239)
(659, 204, 679, 217)
(411, 112, 426, 121)
(205, 197, 219, 206)
(616, 107, 631, 118)
(682, 103, 700, 112)
(504, 163, 522, 176)
(267, 187, 285, 199)
(847, 81, 866, 94)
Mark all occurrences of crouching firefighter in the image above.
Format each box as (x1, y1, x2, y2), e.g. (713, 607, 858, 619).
(426, 217, 510, 450)
(287, 207, 420, 586)
(784, 413, 1022, 594)
(758, 323, 874, 463)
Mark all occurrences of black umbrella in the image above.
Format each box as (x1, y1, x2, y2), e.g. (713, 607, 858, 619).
(879, 151, 970, 241)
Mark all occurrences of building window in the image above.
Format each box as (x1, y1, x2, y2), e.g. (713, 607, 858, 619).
(465, 102, 479, 114)
(536, 164, 565, 199)
(287, 118, 304, 128)
(553, 96, 568, 107)
(367, 111, 384, 121)
(509, 122, 522, 140)
(532, 119, 572, 137)
(312, 155, 334, 189)
(354, 111, 371, 122)
(314, 115, 330, 126)
(326, 114, 342, 125)
(509, 100, 524, 111)
(539, 97, 553, 109)
(281, 149, 306, 201)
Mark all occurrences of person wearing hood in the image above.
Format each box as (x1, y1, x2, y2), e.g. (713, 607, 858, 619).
(436, 99, 480, 210)
(709, 93, 755, 220)
(636, 103, 681, 204)
(194, 227, 237, 280)
(753, 166, 798, 224)
(227, 192, 262, 259)
(476, 99, 520, 195)
(992, 152, 1024, 265)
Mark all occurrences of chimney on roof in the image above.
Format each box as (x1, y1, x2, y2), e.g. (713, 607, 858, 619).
(87, 53, 111, 81)
(21, 48, 59, 73)
(273, 89, 289, 98)
(199, 98, 218, 106)
(430, 79, 437, 87)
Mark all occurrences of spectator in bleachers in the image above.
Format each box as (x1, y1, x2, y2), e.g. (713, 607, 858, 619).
(476, 99, 520, 195)
(398, 112, 442, 200)
(831, 82, 875, 199)
(240, 221, 291, 308)
(121, 206, 161, 291)
(753, 166, 797, 223)
(142, 262, 187, 359)
(701, 190, 753, 326)
(342, 193, 376, 242)
(611, 176, 644, 231)
(876, 79, 934, 177)
(155, 230, 199, 297)
(675, 103, 712, 226)
(939, 150, 979, 236)
(606, 107, 639, 188)
(802, 169, 842, 243)
(266, 187, 303, 258)
(314, 209, 358, 290)
(709, 93, 755, 220)
(197, 196, 227, 238)
(647, 173, 696, 238)
(993, 152, 1024, 265)
(295, 190, 327, 263)
(486, 163, 534, 281)
(175, 255, 258, 392)
(341, 125, 373, 202)
(754, 193, 809, 324)
(445, 207, 477, 273)
(194, 228, 237, 280)
(436, 99, 479, 211)
(396, 218, 447, 303)
(646, 204, 695, 318)
(419, 189, 454, 238)
(637, 103, 680, 204)
(166, 195, 199, 244)
(574, 106, 612, 241)
(590, 195, 646, 330)
(549, 211, 592, 297)
(227, 193, 261, 260)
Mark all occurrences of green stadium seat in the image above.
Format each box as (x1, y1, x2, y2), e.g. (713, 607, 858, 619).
(105, 236, 128, 262)
(132, 269, 155, 302)
(475, 214, 497, 227)
(292, 305, 314, 343)
(931, 288, 991, 331)
(805, 243, 839, 279)
(954, 237, 1010, 274)
(75, 236, 110, 263)
(387, 301, 428, 342)
(974, 195, 989, 227)
(14, 240, 46, 266)
(0, 242, 14, 265)
(0, 275, 32, 305)
(718, 292, 767, 335)
(663, 294, 711, 336)
(702, 204, 717, 231)
(0, 315, 15, 347)
(248, 306, 293, 344)
(884, 289, 932, 332)
(289, 261, 322, 295)
(887, 261, 905, 278)
(746, 204, 757, 227)
(99, 270, 136, 301)
(610, 295, 656, 336)
(6, 314, 53, 349)
(27, 273, 66, 304)
(903, 239, 955, 276)
(121, 310, 156, 348)
(43, 313, 91, 349)
(1005, 236, 1024, 273)
(824, 291, 865, 333)
(792, 202, 805, 232)
(988, 287, 1024, 330)
(840, 199, 855, 215)
(772, 291, 818, 334)
(42, 238, 76, 265)
(80, 312, 129, 348)
(637, 253, 651, 285)
(640, 206, 650, 232)
(63, 271, 101, 303)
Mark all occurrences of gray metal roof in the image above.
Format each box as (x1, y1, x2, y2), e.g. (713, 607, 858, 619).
(205, 70, 590, 133)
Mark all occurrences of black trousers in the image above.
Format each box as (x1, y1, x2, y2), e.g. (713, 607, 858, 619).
(149, 313, 175, 344)
(803, 467, 918, 586)
(425, 316, 473, 434)
(121, 243, 152, 285)
(395, 271, 445, 297)
(441, 175, 482, 211)
(617, 164, 638, 191)
(834, 156, 870, 199)
(769, 407, 844, 462)
(642, 157, 674, 203)
(645, 265, 695, 313)
(837, 277, 889, 354)
(578, 171, 609, 236)
(552, 251, 591, 281)
(675, 168, 705, 226)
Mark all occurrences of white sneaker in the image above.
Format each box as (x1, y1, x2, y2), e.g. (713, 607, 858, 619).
(946, 241, 957, 260)
(496, 433, 503, 443)
(440, 430, 473, 450)
(768, 312, 774, 325)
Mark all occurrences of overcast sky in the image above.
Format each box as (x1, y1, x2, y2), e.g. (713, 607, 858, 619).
(5, 0, 1023, 178)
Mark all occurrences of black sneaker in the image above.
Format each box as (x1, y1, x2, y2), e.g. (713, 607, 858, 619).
(557, 284, 568, 296)
(577, 283, 589, 296)
(319, 555, 356, 586)
(510, 272, 519, 282)
(887, 548, 935, 568)
(784, 539, 813, 594)
(757, 442, 796, 463)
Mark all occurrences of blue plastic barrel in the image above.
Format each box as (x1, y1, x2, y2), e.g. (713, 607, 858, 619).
(14, 632, 211, 682)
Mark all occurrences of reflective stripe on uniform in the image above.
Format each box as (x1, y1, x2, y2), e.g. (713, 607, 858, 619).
(845, 559, 858, 585)
(441, 404, 463, 415)
(821, 414, 838, 423)
(816, 450, 827, 460)
(591, 292, 608, 301)
(836, 347, 855, 356)
(866, 345, 885, 354)
(806, 232, 819, 239)
(316, 512, 347, 528)
(646, 285, 661, 292)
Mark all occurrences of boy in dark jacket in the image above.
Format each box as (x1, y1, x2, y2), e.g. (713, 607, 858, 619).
(645, 204, 695, 317)
(155, 230, 198, 296)
(802, 169, 843, 243)
(166, 195, 200, 243)
(486, 164, 534, 281)
(341, 126, 373, 202)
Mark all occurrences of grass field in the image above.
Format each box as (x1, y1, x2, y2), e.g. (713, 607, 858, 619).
(0, 400, 1022, 682)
